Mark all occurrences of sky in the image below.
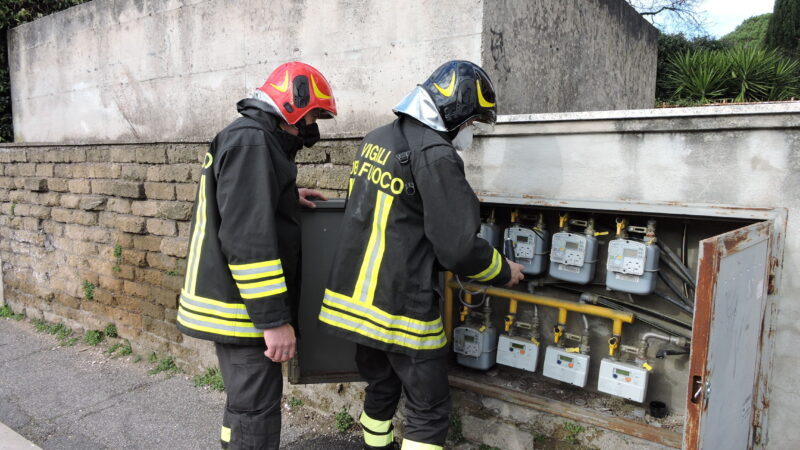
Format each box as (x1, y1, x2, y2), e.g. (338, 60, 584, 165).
(699, 0, 775, 37)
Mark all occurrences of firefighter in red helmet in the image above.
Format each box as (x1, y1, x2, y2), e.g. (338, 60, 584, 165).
(177, 62, 337, 449)
(319, 60, 524, 449)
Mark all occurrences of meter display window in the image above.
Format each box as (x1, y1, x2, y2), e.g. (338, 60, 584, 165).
(623, 248, 639, 258)
(566, 241, 579, 250)
(517, 236, 529, 243)
(615, 368, 631, 376)
(465, 335, 475, 343)
(559, 355, 573, 363)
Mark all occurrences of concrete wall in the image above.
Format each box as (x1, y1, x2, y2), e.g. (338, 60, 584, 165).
(8, 0, 657, 143)
(464, 103, 800, 449)
(482, 0, 658, 114)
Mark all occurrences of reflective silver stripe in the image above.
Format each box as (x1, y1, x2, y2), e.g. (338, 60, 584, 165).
(178, 310, 261, 334)
(324, 292, 442, 334)
(355, 191, 389, 302)
(230, 264, 282, 277)
(180, 293, 248, 316)
(319, 309, 446, 349)
(239, 281, 287, 296)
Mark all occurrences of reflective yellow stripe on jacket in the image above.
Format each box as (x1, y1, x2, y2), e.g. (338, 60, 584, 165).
(320, 288, 446, 350)
(228, 260, 287, 300)
(177, 290, 262, 338)
(467, 248, 502, 282)
(321, 189, 447, 351)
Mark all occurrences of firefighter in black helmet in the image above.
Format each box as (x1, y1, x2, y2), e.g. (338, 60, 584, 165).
(319, 60, 525, 450)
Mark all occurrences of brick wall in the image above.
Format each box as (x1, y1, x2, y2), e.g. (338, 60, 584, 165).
(0, 140, 357, 368)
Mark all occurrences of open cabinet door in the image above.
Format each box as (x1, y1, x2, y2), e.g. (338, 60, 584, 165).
(288, 200, 361, 384)
(684, 221, 772, 450)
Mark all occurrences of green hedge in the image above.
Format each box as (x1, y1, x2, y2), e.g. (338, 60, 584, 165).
(664, 45, 800, 103)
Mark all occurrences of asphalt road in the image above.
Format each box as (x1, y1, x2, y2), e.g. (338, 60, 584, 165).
(0, 317, 361, 449)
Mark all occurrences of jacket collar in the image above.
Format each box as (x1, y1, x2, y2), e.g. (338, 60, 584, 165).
(236, 98, 281, 132)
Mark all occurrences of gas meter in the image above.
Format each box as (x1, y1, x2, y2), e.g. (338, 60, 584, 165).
(454, 325, 497, 370)
(454, 299, 497, 371)
(549, 215, 600, 284)
(606, 219, 660, 295)
(496, 334, 539, 372)
(478, 209, 503, 249)
(549, 232, 598, 284)
(504, 227, 549, 276)
(597, 358, 649, 403)
(542, 346, 590, 387)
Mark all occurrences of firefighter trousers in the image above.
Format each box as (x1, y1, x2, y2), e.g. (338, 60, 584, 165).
(356, 343, 451, 449)
(216, 342, 282, 450)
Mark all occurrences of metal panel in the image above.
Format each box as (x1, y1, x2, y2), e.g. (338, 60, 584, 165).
(684, 221, 772, 449)
(288, 199, 361, 384)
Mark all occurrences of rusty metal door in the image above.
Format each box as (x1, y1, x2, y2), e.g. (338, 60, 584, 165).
(288, 200, 361, 384)
(684, 221, 772, 450)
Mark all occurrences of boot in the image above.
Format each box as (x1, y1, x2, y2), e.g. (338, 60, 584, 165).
(363, 442, 399, 450)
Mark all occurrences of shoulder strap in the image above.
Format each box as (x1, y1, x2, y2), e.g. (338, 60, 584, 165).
(395, 123, 418, 196)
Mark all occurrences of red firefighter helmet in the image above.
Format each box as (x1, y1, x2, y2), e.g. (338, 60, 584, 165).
(257, 62, 337, 125)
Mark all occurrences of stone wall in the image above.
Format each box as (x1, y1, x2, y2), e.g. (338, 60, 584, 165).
(0, 141, 356, 368)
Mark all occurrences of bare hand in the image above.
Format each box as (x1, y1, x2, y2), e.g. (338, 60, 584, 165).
(263, 323, 296, 363)
(504, 260, 525, 287)
(298, 188, 328, 208)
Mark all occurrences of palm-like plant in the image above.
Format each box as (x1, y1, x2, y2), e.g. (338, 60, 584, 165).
(665, 51, 729, 102)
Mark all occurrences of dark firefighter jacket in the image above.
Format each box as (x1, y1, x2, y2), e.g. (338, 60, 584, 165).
(319, 117, 511, 357)
(177, 98, 301, 345)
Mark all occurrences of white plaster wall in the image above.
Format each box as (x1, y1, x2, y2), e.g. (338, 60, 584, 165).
(8, 0, 657, 144)
(8, 0, 484, 143)
(465, 103, 800, 449)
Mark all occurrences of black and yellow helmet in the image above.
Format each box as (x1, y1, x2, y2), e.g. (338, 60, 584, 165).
(420, 60, 497, 132)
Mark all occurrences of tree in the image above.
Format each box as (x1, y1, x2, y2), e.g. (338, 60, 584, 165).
(722, 14, 772, 48)
(627, 0, 707, 35)
(765, 0, 800, 58)
(0, 1, 90, 142)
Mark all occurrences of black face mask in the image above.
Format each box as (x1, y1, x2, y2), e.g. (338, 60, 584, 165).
(295, 121, 321, 148)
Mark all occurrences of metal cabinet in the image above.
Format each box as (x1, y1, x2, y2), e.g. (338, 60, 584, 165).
(289, 198, 783, 450)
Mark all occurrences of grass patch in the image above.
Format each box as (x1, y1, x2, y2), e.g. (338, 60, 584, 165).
(82, 280, 95, 301)
(479, 446, 500, 450)
(10, 202, 16, 216)
(32, 319, 75, 345)
(288, 397, 302, 408)
(84, 330, 104, 346)
(447, 413, 465, 444)
(148, 355, 180, 375)
(166, 270, 180, 276)
(0, 305, 24, 320)
(33, 318, 49, 333)
(64, 337, 78, 346)
(533, 431, 547, 443)
(104, 323, 118, 338)
(112, 244, 122, 272)
(563, 421, 585, 445)
(193, 367, 225, 391)
(118, 340, 133, 357)
(148, 351, 158, 363)
(132, 354, 142, 363)
(105, 343, 122, 355)
(334, 407, 354, 433)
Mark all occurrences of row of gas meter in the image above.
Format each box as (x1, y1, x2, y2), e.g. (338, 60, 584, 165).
(482, 210, 661, 294)
(452, 210, 693, 404)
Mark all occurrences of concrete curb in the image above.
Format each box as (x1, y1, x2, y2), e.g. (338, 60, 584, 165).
(0, 422, 41, 450)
